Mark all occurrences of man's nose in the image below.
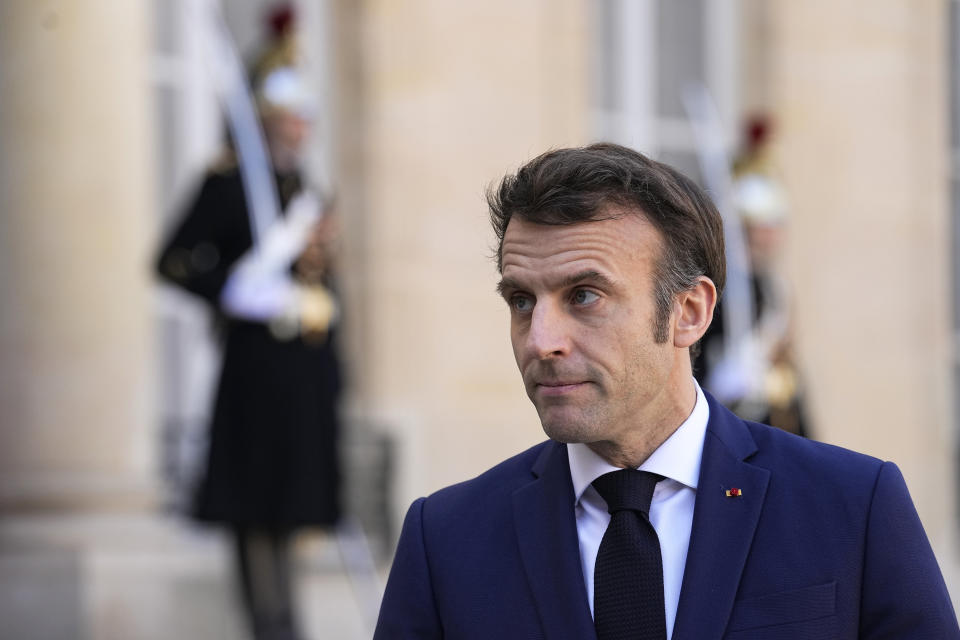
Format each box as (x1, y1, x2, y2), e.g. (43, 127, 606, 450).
(525, 301, 570, 359)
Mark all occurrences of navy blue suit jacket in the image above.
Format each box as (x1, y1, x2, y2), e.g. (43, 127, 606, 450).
(375, 395, 959, 638)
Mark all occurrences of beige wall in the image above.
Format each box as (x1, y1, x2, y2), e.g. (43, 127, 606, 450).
(334, 0, 590, 508)
(770, 0, 956, 550)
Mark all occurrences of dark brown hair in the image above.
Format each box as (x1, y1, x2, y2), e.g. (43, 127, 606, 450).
(487, 142, 725, 343)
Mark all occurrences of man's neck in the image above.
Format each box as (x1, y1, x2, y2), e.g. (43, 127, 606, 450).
(586, 378, 697, 469)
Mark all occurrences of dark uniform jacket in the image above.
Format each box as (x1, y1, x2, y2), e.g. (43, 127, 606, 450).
(157, 163, 341, 527)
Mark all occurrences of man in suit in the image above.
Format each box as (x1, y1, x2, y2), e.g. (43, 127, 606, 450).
(374, 143, 960, 639)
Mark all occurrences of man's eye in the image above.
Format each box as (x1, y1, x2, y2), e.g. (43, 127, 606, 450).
(571, 289, 599, 305)
(511, 295, 533, 312)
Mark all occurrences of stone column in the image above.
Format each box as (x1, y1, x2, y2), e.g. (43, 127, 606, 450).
(0, 3, 156, 511)
(0, 4, 173, 637)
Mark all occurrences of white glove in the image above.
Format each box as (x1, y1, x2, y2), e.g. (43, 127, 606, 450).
(219, 190, 322, 322)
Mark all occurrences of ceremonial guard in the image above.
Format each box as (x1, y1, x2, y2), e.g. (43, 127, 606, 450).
(694, 115, 810, 436)
(156, 7, 340, 638)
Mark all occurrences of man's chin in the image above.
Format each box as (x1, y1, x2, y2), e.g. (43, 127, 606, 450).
(540, 418, 593, 445)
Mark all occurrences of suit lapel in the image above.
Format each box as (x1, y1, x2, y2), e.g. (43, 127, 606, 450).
(672, 396, 770, 640)
(513, 442, 597, 640)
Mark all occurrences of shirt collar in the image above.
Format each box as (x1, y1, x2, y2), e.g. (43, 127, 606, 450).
(567, 379, 709, 504)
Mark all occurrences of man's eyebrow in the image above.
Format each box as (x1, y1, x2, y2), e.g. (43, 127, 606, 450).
(496, 277, 521, 297)
(496, 270, 615, 297)
(560, 270, 615, 289)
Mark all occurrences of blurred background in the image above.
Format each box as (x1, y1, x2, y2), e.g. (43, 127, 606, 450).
(1, 0, 958, 638)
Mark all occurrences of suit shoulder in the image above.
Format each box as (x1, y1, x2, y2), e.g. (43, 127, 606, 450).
(747, 420, 882, 465)
(745, 421, 887, 490)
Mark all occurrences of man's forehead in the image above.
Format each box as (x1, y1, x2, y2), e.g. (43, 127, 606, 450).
(500, 214, 661, 284)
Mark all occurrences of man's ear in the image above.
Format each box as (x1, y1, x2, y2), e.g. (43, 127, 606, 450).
(673, 277, 717, 348)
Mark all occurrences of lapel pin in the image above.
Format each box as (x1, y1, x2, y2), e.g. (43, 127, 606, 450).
(725, 488, 743, 498)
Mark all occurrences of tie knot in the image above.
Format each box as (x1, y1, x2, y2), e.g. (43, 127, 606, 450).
(592, 469, 663, 516)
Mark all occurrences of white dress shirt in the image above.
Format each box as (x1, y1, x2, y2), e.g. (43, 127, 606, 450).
(567, 380, 709, 640)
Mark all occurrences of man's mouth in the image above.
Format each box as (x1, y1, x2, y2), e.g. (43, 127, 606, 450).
(535, 381, 588, 396)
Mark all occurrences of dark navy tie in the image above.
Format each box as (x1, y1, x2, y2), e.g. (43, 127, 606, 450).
(592, 469, 666, 640)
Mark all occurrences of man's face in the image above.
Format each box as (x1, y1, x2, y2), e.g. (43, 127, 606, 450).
(745, 221, 785, 273)
(499, 212, 685, 448)
(264, 110, 310, 156)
